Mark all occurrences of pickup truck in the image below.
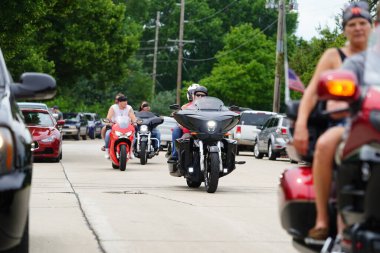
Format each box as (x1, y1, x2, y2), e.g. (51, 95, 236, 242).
(230, 110, 276, 154)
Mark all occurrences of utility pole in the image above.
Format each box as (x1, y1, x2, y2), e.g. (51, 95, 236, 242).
(152, 11, 160, 99)
(273, 0, 285, 113)
(176, 0, 185, 105)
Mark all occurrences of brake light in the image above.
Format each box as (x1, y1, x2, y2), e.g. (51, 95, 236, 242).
(236, 126, 241, 134)
(276, 128, 287, 135)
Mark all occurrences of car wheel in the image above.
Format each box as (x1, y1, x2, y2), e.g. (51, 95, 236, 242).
(74, 130, 80, 140)
(89, 129, 95, 139)
(268, 142, 277, 160)
(254, 142, 264, 159)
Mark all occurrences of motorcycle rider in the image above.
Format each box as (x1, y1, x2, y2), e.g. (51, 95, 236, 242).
(137, 101, 161, 153)
(101, 92, 124, 151)
(168, 84, 208, 162)
(168, 83, 200, 162)
(104, 95, 137, 159)
(293, 1, 372, 240)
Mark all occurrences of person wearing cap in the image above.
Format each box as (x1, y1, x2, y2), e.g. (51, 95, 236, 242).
(51, 105, 63, 120)
(293, 1, 372, 240)
(104, 95, 137, 159)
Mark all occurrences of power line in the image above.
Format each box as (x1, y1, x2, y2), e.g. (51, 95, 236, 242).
(183, 18, 278, 62)
(188, 0, 240, 23)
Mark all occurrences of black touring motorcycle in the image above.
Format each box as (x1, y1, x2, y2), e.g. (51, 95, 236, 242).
(168, 97, 244, 193)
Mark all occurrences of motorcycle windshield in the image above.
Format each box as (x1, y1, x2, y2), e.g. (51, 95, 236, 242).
(186, 97, 228, 111)
(115, 116, 130, 129)
(364, 26, 380, 87)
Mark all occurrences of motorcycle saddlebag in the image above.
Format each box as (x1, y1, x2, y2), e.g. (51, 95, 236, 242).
(222, 138, 237, 173)
(279, 166, 317, 238)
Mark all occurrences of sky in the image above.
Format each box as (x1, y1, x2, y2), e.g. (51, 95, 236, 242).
(295, 0, 349, 40)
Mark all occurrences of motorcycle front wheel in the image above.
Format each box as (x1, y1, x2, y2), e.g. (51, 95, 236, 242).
(204, 152, 220, 193)
(139, 141, 147, 165)
(119, 144, 127, 171)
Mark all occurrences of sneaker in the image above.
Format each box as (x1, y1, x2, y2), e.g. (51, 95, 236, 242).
(129, 152, 135, 160)
(101, 146, 106, 151)
(105, 149, 110, 159)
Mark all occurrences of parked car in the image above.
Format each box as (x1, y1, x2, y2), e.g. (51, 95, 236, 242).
(0, 48, 56, 252)
(231, 110, 276, 153)
(21, 108, 64, 162)
(62, 112, 88, 140)
(254, 114, 290, 160)
(83, 112, 102, 139)
(156, 116, 177, 149)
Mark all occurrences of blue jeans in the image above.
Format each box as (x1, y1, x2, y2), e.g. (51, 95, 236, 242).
(171, 126, 183, 159)
(105, 129, 111, 148)
(151, 128, 161, 150)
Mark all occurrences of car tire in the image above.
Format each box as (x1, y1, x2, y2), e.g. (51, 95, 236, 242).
(89, 129, 96, 140)
(268, 142, 277, 160)
(74, 130, 80, 140)
(254, 142, 264, 159)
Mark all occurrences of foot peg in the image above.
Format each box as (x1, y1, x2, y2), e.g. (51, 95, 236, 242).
(235, 161, 246, 164)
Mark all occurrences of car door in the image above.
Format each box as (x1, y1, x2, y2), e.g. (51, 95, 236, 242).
(261, 118, 274, 150)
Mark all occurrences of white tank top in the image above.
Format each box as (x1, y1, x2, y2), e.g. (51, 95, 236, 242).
(111, 104, 133, 122)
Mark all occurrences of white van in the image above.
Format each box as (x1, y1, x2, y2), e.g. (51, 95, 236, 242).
(231, 110, 276, 154)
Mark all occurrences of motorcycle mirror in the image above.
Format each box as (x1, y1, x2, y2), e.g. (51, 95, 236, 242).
(102, 118, 111, 123)
(169, 104, 180, 110)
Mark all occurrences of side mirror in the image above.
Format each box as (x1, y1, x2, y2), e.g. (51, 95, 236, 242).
(318, 70, 359, 103)
(169, 104, 180, 110)
(11, 73, 56, 100)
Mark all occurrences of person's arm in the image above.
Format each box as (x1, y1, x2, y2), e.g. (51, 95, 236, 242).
(293, 48, 337, 155)
(106, 106, 114, 123)
(129, 108, 137, 123)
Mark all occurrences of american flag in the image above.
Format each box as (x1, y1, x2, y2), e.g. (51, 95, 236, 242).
(288, 68, 305, 93)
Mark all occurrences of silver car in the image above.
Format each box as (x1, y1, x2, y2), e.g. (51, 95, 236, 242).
(156, 116, 177, 148)
(254, 114, 289, 160)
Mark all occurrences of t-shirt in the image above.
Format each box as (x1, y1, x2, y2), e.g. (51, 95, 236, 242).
(111, 104, 133, 122)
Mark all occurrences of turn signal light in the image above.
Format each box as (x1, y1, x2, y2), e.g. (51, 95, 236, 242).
(326, 79, 356, 97)
(0, 127, 14, 173)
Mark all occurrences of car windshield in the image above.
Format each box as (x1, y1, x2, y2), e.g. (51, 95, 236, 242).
(22, 111, 54, 127)
(84, 114, 94, 121)
(241, 113, 273, 126)
(63, 113, 78, 120)
(187, 96, 228, 111)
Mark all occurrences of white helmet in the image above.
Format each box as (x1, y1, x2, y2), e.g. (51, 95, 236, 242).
(187, 83, 200, 101)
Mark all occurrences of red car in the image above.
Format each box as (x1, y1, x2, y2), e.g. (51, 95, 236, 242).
(21, 108, 65, 162)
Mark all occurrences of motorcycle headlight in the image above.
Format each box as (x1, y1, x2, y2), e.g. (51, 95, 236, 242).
(126, 131, 133, 137)
(115, 131, 122, 137)
(41, 136, 56, 143)
(207, 120, 217, 132)
(0, 128, 14, 173)
(140, 125, 148, 133)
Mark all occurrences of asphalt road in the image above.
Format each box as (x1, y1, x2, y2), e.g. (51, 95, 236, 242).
(30, 139, 298, 253)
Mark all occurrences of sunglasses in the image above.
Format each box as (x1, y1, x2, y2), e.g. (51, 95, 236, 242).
(195, 94, 206, 97)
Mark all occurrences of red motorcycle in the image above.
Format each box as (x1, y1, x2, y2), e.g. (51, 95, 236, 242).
(280, 27, 380, 253)
(104, 117, 135, 171)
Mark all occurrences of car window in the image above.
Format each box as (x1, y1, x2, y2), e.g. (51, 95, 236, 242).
(262, 118, 273, 129)
(22, 111, 54, 127)
(281, 117, 289, 127)
(84, 114, 94, 121)
(63, 113, 78, 120)
(241, 113, 273, 127)
(272, 118, 279, 127)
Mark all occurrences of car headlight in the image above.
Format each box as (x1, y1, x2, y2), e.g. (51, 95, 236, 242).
(115, 131, 122, 137)
(69, 125, 76, 129)
(140, 125, 148, 133)
(207, 120, 217, 132)
(41, 136, 56, 143)
(0, 128, 14, 173)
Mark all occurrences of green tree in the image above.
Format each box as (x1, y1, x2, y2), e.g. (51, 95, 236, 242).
(201, 24, 276, 110)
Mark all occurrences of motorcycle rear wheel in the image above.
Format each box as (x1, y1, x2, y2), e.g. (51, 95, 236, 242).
(139, 141, 148, 165)
(204, 152, 219, 193)
(119, 144, 127, 171)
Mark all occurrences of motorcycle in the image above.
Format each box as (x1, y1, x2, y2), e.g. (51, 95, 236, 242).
(134, 111, 164, 165)
(168, 96, 244, 193)
(103, 116, 135, 171)
(279, 26, 380, 253)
